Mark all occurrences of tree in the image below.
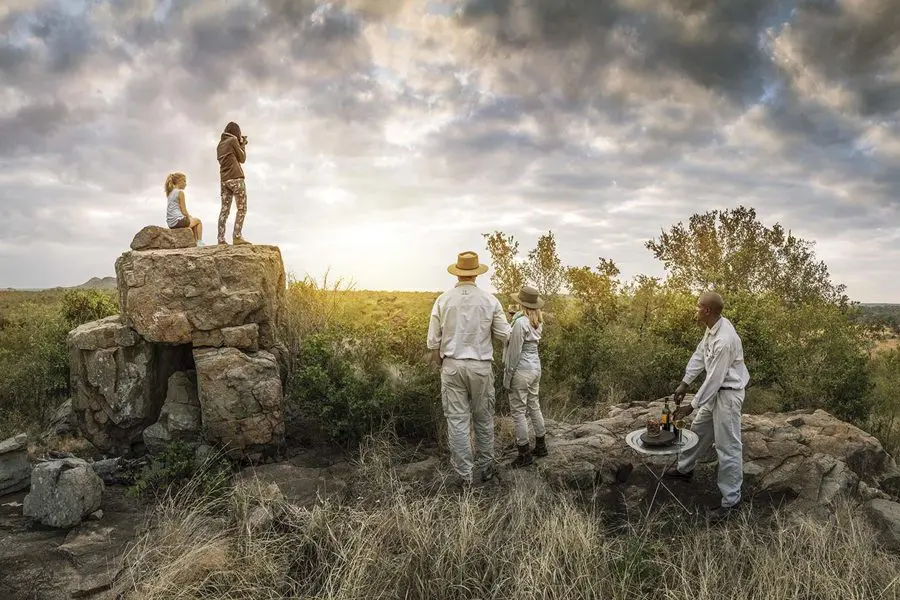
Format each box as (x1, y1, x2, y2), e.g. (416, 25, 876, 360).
(482, 231, 526, 303)
(645, 206, 848, 306)
(523, 231, 566, 302)
(565, 257, 620, 323)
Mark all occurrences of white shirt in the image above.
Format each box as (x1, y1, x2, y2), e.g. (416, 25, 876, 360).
(427, 282, 511, 361)
(683, 316, 750, 410)
(502, 313, 542, 387)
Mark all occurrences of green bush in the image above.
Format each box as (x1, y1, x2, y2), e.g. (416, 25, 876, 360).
(286, 330, 440, 447)
(0, 289, 118, 436)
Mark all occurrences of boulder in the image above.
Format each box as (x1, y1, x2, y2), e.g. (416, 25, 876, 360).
(23, 458, 104, 528)
(68, 316, 193, 453)
(865, 499, 900, 552)
(115, 244, 285, 346)
(130, 225, 196, 251)
(143, 370, 202, 454)
(194, 347, 285, 456)
(0, 434, 30, 496)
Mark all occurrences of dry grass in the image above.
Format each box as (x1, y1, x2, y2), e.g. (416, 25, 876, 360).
(115, 442, 900, 600)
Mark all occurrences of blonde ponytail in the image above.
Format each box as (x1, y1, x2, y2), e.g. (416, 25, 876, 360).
(164, 172, 186, 195)
(524, 307, 543, 329)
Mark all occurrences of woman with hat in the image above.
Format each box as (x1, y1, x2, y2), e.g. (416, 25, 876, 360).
(503, 286, 548, 467)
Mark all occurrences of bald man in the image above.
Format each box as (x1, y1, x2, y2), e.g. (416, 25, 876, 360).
(669, 291, 750, 522)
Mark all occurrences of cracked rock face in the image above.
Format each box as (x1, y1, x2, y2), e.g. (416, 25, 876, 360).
(0, 434, 30, 496)
(193, 347, 285, 457)
(115, 244, 285, 346)
(23, 458, 104, 528)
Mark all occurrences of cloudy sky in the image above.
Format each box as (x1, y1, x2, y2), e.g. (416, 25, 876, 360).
(1, 0, 898, 301)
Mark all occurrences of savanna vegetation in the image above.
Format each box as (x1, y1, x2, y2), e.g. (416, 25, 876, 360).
(5, 206, 900, 598)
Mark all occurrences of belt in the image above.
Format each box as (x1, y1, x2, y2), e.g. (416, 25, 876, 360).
(719, 387, 743, 391)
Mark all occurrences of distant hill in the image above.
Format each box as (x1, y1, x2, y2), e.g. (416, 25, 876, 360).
(72, 277, 117, 290)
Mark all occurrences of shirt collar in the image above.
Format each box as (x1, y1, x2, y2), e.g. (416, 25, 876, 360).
(708, 316, 724, 335)
(455, 281, 477, 288)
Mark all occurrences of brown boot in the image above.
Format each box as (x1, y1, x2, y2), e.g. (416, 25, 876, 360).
(533, 436, 548, 458)
(233, 236, 251, 245)
(511, 444, 533, 468)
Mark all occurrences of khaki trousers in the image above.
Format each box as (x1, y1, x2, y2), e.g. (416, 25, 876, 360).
(441, 358, 496, 483)
(677, 389, 744, 508)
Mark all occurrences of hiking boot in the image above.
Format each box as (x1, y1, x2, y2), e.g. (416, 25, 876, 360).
(511, 444, 533, 468)
(533, 435, 548, 458)
(663, 467, 694, 481)
(709, 502, 741, 524)
(217, 240, 228, 245)
(233, 236, 252, 245)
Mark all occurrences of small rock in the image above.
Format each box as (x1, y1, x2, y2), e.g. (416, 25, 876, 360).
(23, 458, 104, 528)
(865, 499, 900, 552)
(89, 509, 104, 521)
(130, 224, 196, 251)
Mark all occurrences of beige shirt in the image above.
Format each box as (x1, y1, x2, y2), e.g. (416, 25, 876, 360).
(683, 316, 751, 410)
(427, 282, 511, 361)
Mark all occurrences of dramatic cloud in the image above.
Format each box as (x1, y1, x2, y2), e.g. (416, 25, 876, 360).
(0, 0, 898, 301)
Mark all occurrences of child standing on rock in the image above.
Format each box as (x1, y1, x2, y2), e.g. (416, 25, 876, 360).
(503, 286, 548, 468)
(164, 172, 204, 246)
(216, 121, 251, 245)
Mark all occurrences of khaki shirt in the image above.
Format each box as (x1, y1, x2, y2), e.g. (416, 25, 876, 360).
(427, 282, 510, 361)
(683, 316, 751, 410)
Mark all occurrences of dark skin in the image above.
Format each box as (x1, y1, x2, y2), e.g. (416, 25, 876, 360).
(673, 292, 724, 421)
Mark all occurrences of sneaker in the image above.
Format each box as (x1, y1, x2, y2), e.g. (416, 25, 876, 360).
(709, 502, 741, 524)
(663, 467, 694, 481)
(233, 237, 251, 245)
(196, 240, 205, 247)
(480, 462, 497, 482)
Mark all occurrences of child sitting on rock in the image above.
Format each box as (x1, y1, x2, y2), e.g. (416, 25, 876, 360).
(164, 172, 204, 246)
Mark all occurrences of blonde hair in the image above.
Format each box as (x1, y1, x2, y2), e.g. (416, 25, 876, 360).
(164, 172, 186, 195)
(523, 307, 543, 329)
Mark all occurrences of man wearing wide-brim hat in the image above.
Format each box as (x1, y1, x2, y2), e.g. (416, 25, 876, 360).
(427, 251, 511, 486)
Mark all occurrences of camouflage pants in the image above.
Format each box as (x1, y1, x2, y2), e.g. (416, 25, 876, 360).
(218, 178, 247, 242)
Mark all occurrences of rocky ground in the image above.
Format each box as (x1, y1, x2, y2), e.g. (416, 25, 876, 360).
(3, 399, 900, 599)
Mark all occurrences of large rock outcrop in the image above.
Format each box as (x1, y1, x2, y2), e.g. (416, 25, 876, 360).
(68, 316, 192, 453)
(115, 244, 285, 347)
(70, 239, 287, 458)
(539, 398, 899, 507)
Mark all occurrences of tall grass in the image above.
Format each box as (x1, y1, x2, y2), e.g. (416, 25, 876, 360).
(115, 439, 900, 600)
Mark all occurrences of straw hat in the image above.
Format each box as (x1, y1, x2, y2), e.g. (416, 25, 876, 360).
(517, 286, 544, 309)
(448, 251, 489, 276)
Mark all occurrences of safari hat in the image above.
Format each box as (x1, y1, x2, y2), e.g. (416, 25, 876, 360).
(448, 251, 489, 276)
(517, 286, 544, 309)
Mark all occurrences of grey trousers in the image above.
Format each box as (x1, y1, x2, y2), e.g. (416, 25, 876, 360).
(441, 358, 496, 483)
(677, 389, 744, 508)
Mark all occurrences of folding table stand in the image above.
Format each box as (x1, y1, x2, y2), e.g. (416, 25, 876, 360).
(624, 428, 699, 520)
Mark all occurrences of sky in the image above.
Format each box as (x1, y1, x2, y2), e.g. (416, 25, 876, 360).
(0, 0, 898, 302)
